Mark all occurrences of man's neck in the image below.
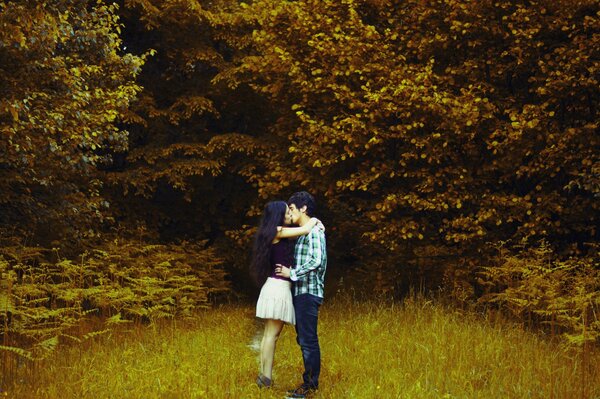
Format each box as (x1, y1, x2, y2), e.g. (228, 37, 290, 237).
(298, 214, 311, 227)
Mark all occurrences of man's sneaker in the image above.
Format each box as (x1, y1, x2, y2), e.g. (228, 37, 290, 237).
(285, 384, 317, 398)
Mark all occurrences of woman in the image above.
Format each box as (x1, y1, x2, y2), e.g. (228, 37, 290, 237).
(250, 201, 322, 388)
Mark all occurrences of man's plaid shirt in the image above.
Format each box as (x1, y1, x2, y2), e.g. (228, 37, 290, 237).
(290, 225, 327, 298)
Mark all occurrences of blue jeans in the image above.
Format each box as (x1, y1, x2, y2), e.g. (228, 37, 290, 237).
(293, 293, 323, 389)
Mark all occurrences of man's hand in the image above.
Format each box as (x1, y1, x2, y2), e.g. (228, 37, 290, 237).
(274, 264, 291, 278)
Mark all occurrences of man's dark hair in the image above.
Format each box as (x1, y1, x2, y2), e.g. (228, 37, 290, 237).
(288, 191, 316, 217)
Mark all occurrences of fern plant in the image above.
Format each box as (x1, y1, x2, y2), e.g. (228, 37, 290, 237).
(479, 242, 600, 346)
(0, 237, 229, 387)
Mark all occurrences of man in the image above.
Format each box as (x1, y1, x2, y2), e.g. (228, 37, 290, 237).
(275, 191, 327, 399)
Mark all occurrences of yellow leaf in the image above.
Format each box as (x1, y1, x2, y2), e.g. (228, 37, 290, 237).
(9, 107, 19, 121)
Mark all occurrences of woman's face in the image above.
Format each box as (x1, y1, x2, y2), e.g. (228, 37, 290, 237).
(284, 205, 293, 226)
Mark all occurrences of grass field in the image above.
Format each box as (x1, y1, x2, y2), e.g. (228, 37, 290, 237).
(4, 296, 599, 398)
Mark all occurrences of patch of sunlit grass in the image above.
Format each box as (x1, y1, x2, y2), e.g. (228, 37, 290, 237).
(6, 295, 599, 398)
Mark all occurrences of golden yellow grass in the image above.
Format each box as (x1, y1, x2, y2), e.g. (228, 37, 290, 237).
(5, 296, 599, 398)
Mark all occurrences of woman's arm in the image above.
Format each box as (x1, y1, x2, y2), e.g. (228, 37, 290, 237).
(276, 217, 320, 239)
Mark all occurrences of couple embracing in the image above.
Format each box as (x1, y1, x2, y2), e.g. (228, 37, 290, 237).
(250, 191, 327, 399)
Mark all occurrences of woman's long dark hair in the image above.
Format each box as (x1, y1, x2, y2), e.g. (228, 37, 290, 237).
(250, 201, 288, 287)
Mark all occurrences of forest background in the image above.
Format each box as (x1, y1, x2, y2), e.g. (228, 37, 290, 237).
(0, 0, 598, 372)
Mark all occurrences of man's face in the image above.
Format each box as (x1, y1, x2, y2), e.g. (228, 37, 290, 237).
(288, 203, 302, 224)
(284, 205, 293, 226)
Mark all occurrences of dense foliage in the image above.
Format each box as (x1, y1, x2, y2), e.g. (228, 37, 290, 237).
(226, 0, 599, 266)
(0, 0, 149, 244)
(0, 0, 230, 382)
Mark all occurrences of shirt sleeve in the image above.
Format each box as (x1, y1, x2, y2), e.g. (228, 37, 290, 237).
(290, 227, 324, 281)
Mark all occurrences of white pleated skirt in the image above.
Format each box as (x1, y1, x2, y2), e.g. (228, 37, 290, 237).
(256, 277, 295, 325)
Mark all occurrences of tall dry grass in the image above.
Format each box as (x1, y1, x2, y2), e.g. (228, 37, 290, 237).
(4, 295, 599, 398)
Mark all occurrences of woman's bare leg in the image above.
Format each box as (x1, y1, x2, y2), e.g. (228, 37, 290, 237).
(260, 319, 284, 379)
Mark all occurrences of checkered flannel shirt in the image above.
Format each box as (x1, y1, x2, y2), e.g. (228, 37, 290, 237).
(290, 225, 327, 298)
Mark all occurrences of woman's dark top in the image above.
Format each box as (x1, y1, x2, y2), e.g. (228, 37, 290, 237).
(270, 239, 293, 282)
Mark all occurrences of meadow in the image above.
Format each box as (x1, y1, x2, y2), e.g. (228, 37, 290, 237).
(4, 295, 599, 399)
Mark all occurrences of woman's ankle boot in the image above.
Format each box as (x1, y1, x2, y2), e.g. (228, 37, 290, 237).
(256, 374, 272, 388)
